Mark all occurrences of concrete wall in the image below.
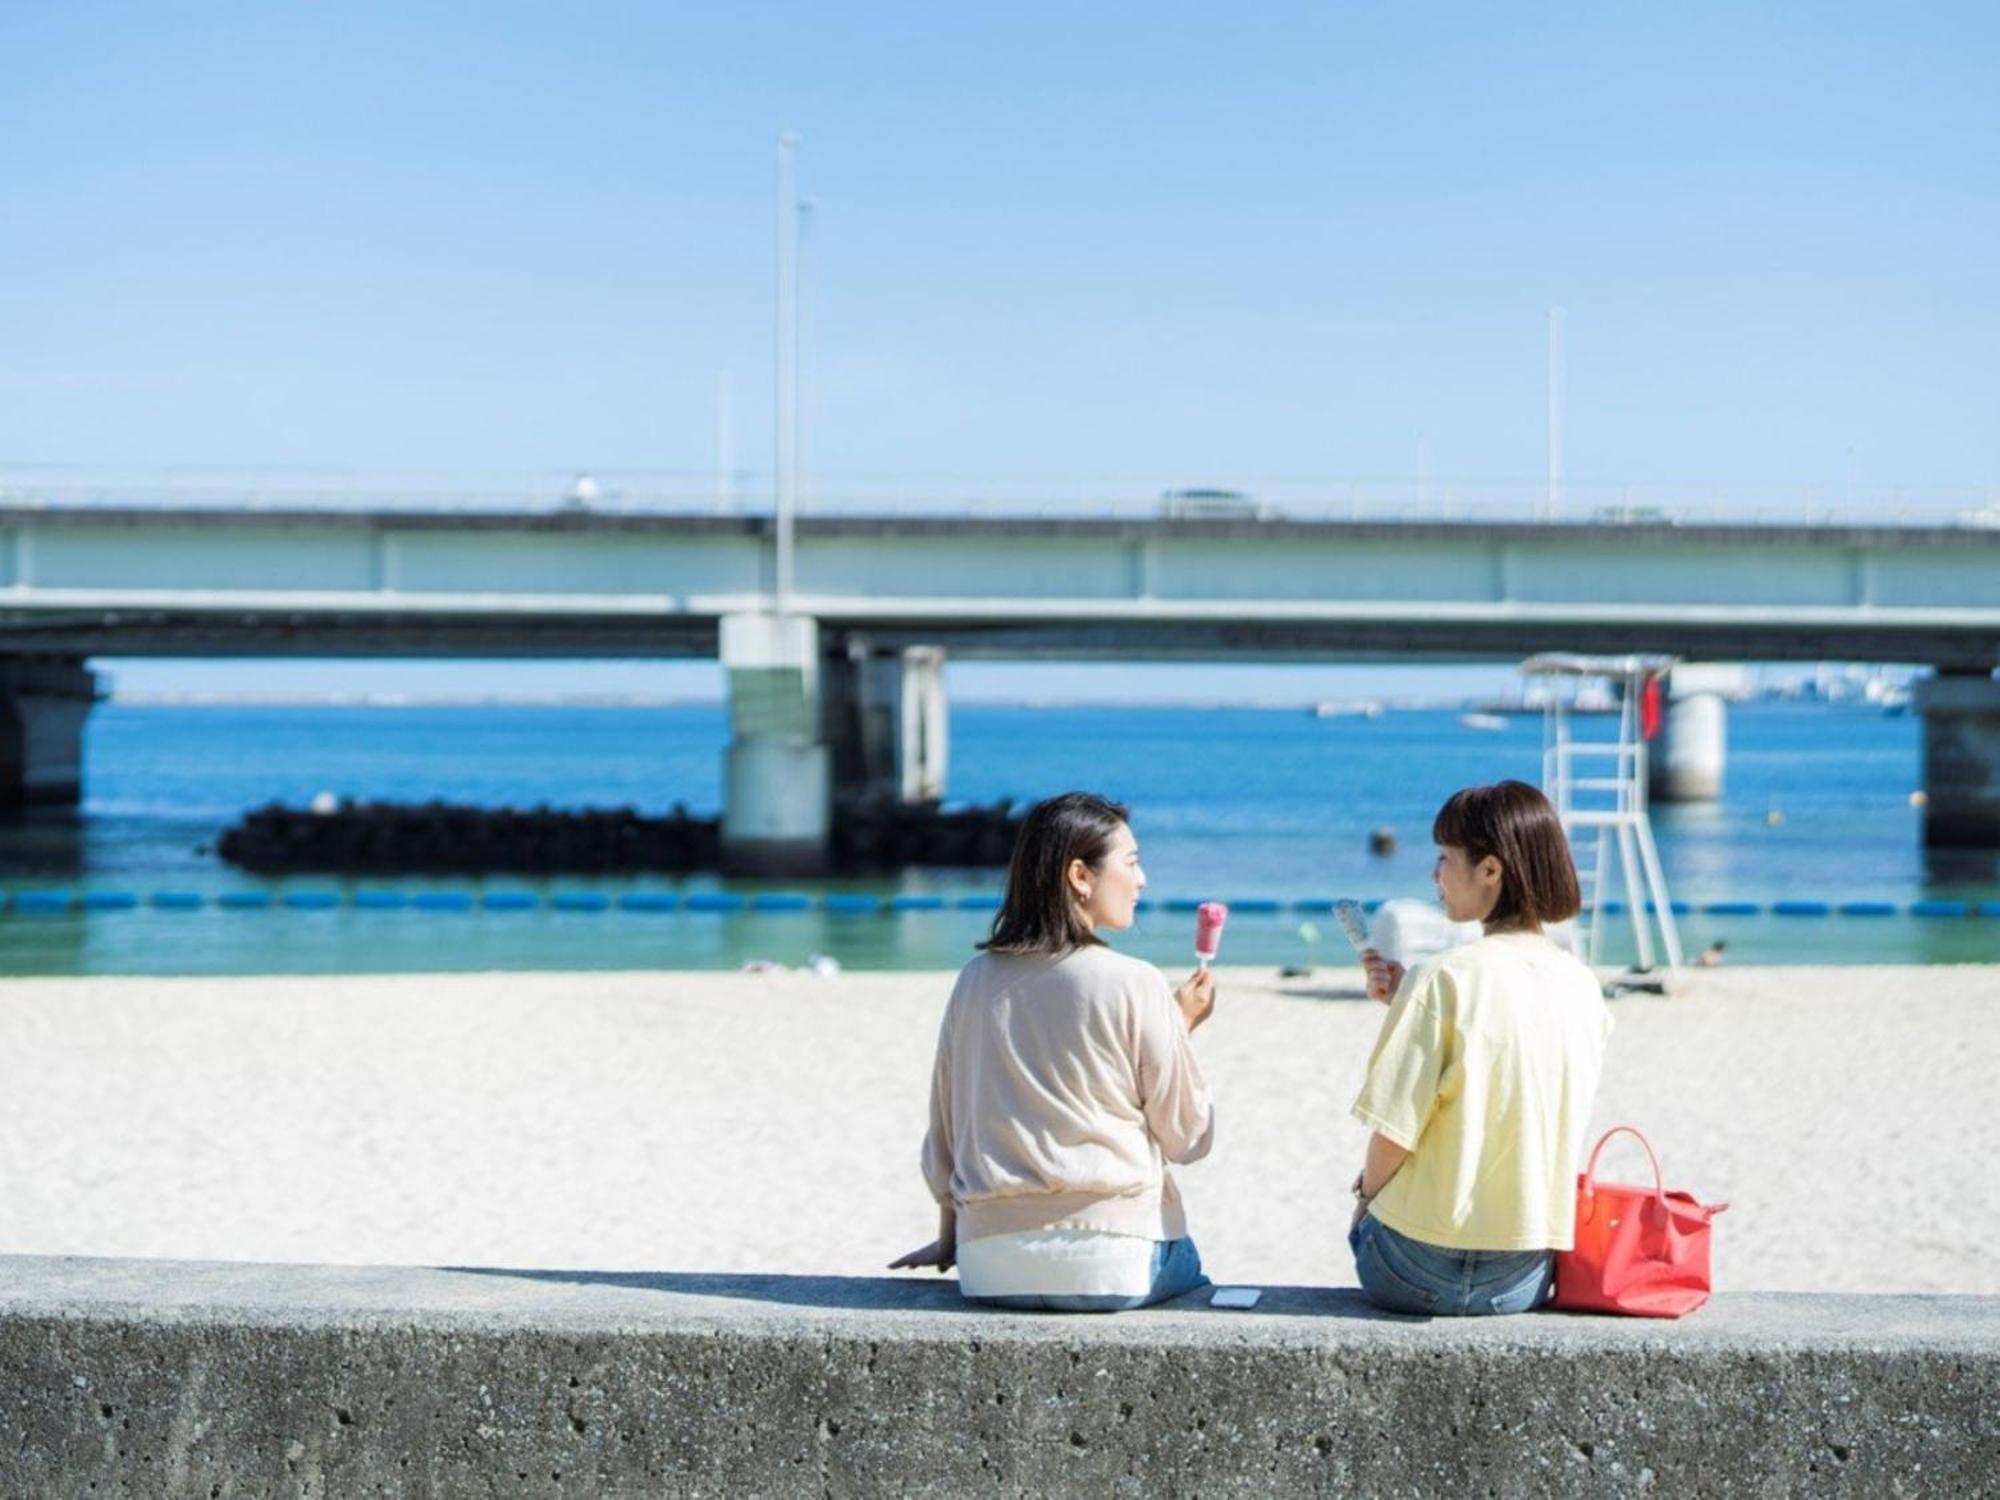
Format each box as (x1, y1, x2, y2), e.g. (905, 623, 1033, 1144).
(4, 1255, 1995, 1498)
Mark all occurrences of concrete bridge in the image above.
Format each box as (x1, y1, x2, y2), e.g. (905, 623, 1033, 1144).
(2, 502, 1997, 862)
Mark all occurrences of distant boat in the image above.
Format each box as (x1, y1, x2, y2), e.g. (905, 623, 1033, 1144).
(1312, 701, 1385, 719)
(1459, 712, 1509, 732)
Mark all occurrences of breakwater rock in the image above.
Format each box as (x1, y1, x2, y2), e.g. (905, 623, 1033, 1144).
(215, 798, 1021, 876)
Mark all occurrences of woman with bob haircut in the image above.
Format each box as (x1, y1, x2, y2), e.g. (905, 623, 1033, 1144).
(890, 791, 1218, 1311)
(1348, 779, 1612, 1315)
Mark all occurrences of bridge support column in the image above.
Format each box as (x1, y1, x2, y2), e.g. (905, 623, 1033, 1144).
(0, 658, 98, 811)
(1916, 671, 2000, 849)
(1653, 665, 1738, 803)
(720, 614, 830, 876)
(822, 639, 950, 811)
(899, 647, 949, 803)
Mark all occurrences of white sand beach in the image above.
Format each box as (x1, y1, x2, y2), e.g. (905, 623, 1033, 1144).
(1, 964, 1995, 1294)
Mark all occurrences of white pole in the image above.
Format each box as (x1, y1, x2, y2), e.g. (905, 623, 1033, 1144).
(1546, 306, 1565, 523)
(775, 132, 799, 612)
(717, 369, 735, 510)
(797, 197, 815, 515)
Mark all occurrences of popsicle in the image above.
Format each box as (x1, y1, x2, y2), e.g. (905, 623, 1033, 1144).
(1194, 902, 1229, 967)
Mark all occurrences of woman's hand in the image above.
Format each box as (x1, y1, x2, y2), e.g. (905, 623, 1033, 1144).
(888, 1239, 956, 1273)
(1175, 968, 1217, 1032)
(890, 1203, 957, 1272)
(1361, 948, 1404, 1005)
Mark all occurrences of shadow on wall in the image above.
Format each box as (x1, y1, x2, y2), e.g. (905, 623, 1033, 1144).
(443, 1267, 1406, 1322)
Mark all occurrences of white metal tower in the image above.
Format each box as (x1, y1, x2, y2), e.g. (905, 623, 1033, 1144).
(1525, 653, 1683, 970)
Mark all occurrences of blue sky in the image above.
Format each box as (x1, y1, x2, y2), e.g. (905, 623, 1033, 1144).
(6, 4, 1994, 701)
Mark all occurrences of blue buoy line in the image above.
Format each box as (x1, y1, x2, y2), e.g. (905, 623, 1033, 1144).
(616, 892, 677, 912)
(1, 889, 1995, 920)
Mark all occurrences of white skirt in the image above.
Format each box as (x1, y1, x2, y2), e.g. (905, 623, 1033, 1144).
(956, 1228, 1158, 1299)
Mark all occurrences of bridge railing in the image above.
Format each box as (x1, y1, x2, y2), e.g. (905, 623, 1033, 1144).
(2, 464, 1996, 529)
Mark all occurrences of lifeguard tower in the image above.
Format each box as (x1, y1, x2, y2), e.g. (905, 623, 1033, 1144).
(1523, 653, 1683, 970)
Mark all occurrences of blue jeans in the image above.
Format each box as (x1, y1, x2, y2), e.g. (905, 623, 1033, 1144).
(1350, 1214, 1553, 1316)
(966, 1236, 1209, 1313)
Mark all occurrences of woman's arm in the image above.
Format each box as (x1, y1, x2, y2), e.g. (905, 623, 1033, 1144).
(1138, 970, 1217, 1164)
(1352, 1132, 1412, 1232)
(1360, 1131, 1411, 1200)
(895, 998, 961, 1271)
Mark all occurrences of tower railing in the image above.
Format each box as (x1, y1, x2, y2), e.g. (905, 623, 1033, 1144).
(1528, 654, 1683, 970)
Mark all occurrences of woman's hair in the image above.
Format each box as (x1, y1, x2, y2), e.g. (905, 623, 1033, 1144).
(1431, 780, 1581, 929)
(980, 791, 1131, 955)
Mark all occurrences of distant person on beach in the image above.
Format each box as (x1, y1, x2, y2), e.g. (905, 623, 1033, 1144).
(1351, 780, 1611, 1315)
(891, 792, 1218, 1311)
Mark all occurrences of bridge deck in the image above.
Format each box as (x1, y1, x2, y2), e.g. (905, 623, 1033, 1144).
(1, 507, 1995, 664)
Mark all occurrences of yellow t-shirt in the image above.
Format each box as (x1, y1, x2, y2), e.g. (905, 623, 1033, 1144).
(1352, 931, 1611, 1252)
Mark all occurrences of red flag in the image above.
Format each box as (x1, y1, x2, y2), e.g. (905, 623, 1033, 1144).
(1639, 675, 1664, 741)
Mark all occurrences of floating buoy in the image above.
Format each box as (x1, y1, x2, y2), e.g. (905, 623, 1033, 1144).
(617, 892, 678, 912)
(1910, 899, 1970, 918)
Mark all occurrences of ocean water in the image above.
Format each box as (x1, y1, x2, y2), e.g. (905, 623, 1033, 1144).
(1, 701, 1995, 974)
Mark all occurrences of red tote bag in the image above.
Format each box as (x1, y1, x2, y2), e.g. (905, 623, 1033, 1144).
(1553, 1125, 1730, 1318)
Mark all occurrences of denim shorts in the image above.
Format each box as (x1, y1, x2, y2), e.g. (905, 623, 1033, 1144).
(1350, 1213, 1553, 1316)
(965, 1236, 1209, 1313)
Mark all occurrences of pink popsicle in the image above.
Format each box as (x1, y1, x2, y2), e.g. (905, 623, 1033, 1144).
(1194, 902, 1229, 965)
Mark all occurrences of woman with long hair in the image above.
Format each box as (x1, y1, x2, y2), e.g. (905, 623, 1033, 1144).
(1349, 779, 1612, 1315)
(890, 791, 1218, 1311)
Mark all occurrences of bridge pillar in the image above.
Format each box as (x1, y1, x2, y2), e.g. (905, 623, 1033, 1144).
(720, 613, 830, 876)
(0, 658, 98, 810)
(822, 639, 949, 811)
(1916, 671, 2000, 849)
(899, 647, 949, 803)
(1653, 665, 1739, 803)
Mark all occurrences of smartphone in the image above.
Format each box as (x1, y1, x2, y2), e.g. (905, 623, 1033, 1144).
(1209, 1286, 1263, 1309)
(1333, 899, 1371, 952)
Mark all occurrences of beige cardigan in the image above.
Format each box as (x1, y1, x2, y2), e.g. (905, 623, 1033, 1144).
(921, 944, 1215, 1242)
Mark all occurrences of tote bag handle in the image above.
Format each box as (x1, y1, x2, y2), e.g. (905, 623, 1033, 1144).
(1578, 1124, 1667, 1226)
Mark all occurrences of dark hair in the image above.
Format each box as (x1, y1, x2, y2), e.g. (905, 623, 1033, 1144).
(980, 792, 1131, 955)
(1430, 780, 1581, 930)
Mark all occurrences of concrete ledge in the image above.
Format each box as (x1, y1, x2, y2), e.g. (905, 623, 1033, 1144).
(3, 1255, 1995, 1498)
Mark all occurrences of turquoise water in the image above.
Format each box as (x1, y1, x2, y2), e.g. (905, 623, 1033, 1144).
(1, 701, 1995, 974)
